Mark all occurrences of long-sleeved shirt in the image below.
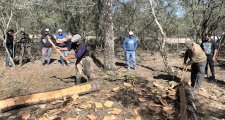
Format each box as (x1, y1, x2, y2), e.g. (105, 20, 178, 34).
(123, 36, 137, 51)
(184, 42, 206, 64)
(67, 42, 89, 60)
(5, 33, 14, 45)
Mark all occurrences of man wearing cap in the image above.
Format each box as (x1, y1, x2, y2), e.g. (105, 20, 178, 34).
(57, 34, 94, 84)
(56, 29, 68, 65)
(4, 29, 14, 67)
(40, 28, 56, 65)
(183, 40, 207, 92)
(18, 31, 34, 65)
(123, 31, 138, 70)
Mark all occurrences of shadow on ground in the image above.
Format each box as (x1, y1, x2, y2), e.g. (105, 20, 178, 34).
(153, 74, 180, 82)
(51, 75, 88, 84)
(115, 62, 126, 67)
(205, 78, 225, 88)
(91, 54, 104, 69)
(195, 97, 225, 119)
(138, 64, 155, 71)
(217, 59, 225, 70)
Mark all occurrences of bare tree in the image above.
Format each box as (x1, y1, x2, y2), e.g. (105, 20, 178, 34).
(0, 10, 15, 67)
(103, 0, 115, 70)
(149, 0, 175, 75)
(179, 0, 225, 41)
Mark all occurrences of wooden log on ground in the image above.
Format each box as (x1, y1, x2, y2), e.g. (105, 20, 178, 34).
(184, 80, 197, 120)
(0, 81, 101, 112)
(178, 79, 188, 120)
(178, 76, 197, 120)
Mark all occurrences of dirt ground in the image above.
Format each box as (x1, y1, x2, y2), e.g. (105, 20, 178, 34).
(0, 50, 225, 120)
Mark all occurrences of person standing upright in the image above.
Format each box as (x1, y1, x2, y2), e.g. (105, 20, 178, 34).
(18, 31, 34, 65)
(56, 29, 68, 66)
(40, 28, 56, 66)
(123, 31, 138, 70)
(201, 33, 218, 81)
(4, 29, 14, 67)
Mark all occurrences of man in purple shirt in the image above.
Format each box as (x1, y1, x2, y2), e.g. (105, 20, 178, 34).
(57, 34, 94, 84)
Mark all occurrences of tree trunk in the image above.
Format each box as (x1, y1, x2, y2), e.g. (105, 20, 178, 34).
(2, 10, 15, 67)
(149, 0, 175, 75)
(103, 0, 115, 71)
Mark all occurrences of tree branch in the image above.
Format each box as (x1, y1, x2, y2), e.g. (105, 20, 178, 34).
(149, 0, 166, 49)
(149, 0, 175, 75)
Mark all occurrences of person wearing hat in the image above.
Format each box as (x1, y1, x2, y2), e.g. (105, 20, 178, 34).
(18, 31, 34, 65)
(183, 40, 207, 92)
(40, 28, 56, 65)
(56, 29, 68, 65)
(123, 31, 138, 70)
(4, 29, 14, 67)
(57, 34, 94, 84)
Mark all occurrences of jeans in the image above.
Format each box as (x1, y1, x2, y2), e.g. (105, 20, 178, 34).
(41, 47, 52, 64)
(125, 51, 136, 70)
(60, 50, 68, 65)
(205, 55, 215, 77)
(5, 44, 13, 66)
(191, 60, 206, 91)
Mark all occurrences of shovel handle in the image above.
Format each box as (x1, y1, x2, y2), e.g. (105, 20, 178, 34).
(47, 36, 70, 64)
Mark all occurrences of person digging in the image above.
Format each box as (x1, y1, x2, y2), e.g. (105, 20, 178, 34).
(57, 34, 94, 84)
(183, 40, 207, 93)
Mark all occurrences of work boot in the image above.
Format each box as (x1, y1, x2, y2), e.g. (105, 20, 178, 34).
(87, 75, 93, 82)
(76, 74, 81, 84)
(210, 76, 216, 81)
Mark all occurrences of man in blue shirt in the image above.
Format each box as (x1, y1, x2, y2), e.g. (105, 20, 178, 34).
(123, 31, 138, 70)
(56, 29, 67, 65)
(57, 34, 94, 84)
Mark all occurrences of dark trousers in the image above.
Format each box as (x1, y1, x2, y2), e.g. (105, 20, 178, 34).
(19, 44, 34, 66)
(191, 60, 206, 91)
(5, 44, 13, 66)
(205, 55, 215, 77)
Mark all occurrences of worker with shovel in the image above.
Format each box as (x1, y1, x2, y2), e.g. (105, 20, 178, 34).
(57, 34, 94, 84)
(40, 28, 56, 66)
(183, 40, 207, 93)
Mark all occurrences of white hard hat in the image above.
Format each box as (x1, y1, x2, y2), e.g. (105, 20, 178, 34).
(129, 31, 134, 35)
(58, 29, 63, 32)
(71, 34, 81, 43)
(45, 28, 50, 32)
